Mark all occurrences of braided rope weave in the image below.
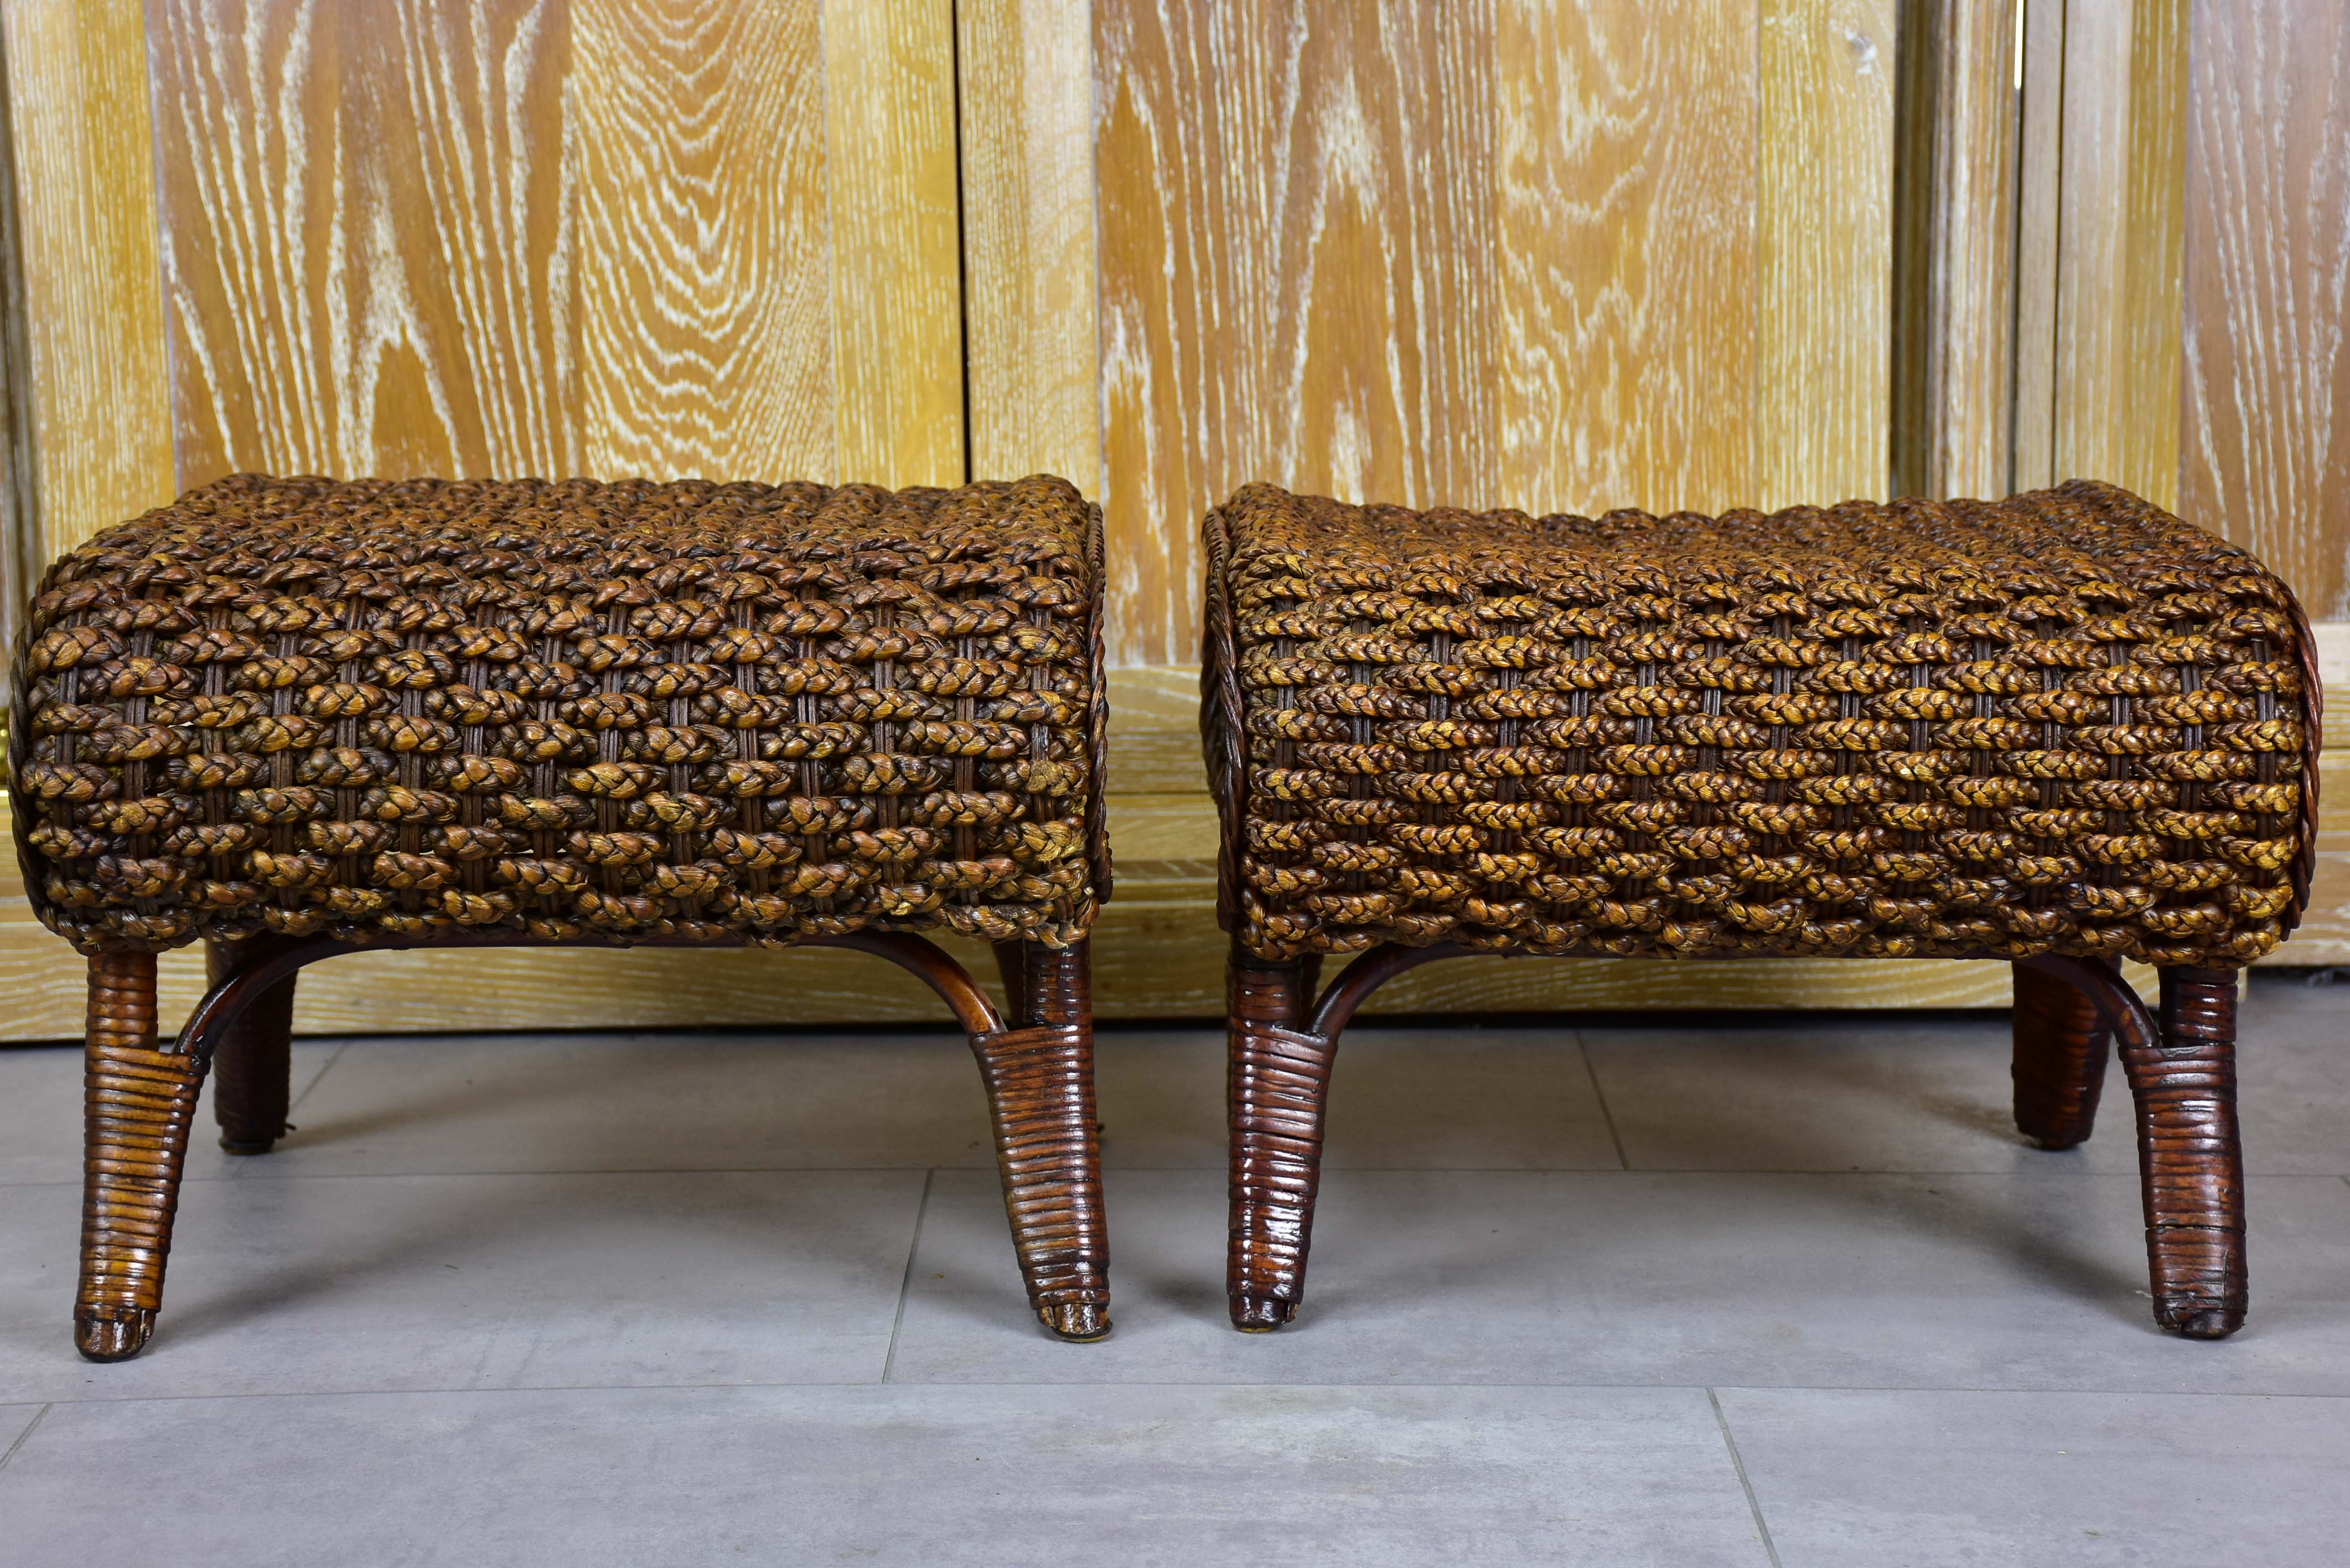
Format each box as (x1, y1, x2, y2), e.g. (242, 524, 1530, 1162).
(1204, 480, 2319, 968)
(11, 473, 1109, 956)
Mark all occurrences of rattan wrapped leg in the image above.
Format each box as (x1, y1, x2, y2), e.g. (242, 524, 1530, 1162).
(1226, 953, 1332, 1331)
(2012, 960, 2111, 1150)
(206, 938, 296, 1155)
(2124, 967, 2248, 1338)
(76, 950, 207, 1362)
(975, 939, 1110, 1341)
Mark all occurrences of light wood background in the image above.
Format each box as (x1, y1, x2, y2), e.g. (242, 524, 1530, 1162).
(1, 0, 2346, 1040)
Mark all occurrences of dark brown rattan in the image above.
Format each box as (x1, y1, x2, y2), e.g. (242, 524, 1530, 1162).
(11, 473, 1114, 1359)
(2011, 958, 2112, 1150)
(206, 935, 296, 1153)
(1204, 481, 2315, 1340)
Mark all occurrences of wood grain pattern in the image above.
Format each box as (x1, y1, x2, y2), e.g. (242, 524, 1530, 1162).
(572, 0, 836, 480)
(1891, 0, 2019, 499)
(958, 0, 1099, 491)
(0, 0, 172, 557)
(1093, 0, 1249, 666)
(2051, 0, 2186, 509)
(2181, 0, 2350, 618)
(822, 0, 962, 489)
(1494, 0, 1756, 519)
(143, 0, 961, 493)
(150, 0, 577, 485)
(1760, 0, 1895, 507)
(2012, 0, 2064, 492)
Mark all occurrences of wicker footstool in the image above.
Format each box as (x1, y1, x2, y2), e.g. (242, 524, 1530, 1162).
(1203, 480, 2320, 1339)
(10, 473, 1113, 1358)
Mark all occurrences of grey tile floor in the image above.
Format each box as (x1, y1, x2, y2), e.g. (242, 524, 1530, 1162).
(2, 973, 2347, 1565)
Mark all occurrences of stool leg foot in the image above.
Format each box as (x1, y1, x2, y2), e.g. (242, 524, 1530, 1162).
(2129, 967, 2247, 1338)
(976, 940, 1110, 1342)
(206, 938, 297, 1155)
(1228, 955, 1331, 1331)
(77, 950, 206, 1363)
(2012, 961, 2111, 1150)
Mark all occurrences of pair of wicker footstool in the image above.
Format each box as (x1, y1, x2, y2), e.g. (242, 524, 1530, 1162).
(8, 474, 2318, 1359)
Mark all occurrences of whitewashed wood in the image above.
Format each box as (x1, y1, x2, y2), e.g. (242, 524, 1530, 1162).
(1493, 0, 1757, 518)
(2051, 0, 2187, 509)
(2181, 0, 2350, 618)
(821, 0, 962, 489)
(572, 0, 837, 480)
(149, 0, 578, 484)
(1892, 0, 2020, 499)
(958, 0, 1100, 492)
(2013, 0, 2065, 493)
(0, 0, 172, 555)
(1760, 0, 1895, 507)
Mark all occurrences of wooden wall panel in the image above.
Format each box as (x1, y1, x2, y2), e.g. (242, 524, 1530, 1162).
(149, 0, 577, 485)
(821, 0, 962, 489)
(144, 0, 959, 494)
(2181, 0, 2350, 620)
(0, 0, 172, 558)
(958, 0, 1100, 493)
(2046, 0, 2187, 510)
(1494, 0, 1756, 520)
(1759, 0, 1895, 508)
(1093, 0, 1270, 668)
(1891, 0, 2019, 500)
(572, 0, 836, 480)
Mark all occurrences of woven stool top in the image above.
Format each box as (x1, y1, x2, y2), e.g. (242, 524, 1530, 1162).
(1203, 480, 2319, 966)
(12, 473, 1107, 954)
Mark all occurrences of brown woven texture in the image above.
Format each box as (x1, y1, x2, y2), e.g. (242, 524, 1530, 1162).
(1204, 480, 2319, 967)
(11, 472, 1110, 956)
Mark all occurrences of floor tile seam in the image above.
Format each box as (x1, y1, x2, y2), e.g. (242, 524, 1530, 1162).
(1575, 1026, 1633, 1172)
(27, 1380, 2350, 1410)
(1707, 1388, 1784, 1568)
(0, 1405, 50, 1474)
(880, 1169, 936, 1385)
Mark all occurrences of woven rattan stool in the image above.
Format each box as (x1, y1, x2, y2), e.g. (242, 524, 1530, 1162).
(1203, 480, 2320, 1340)
(9, 472, 1113, 1359)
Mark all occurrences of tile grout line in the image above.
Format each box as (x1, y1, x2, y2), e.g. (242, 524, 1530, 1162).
(879, 1168, 935, 1385)
(1575, 1027, 1632, 1171)
(24, 1380, 2350, 1411)
(0, 1404, 51, 1474)
(1708, 1388, 1783, 1568)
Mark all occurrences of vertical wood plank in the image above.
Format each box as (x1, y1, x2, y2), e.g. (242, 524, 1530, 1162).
(957, 0, 1099, 493)
(572, 0, 836, 481)
(1260, 1, 1500, 519)
(2052, 0, 2185, 509)
(1891, 0, 2020, 500)
(1493, 0, 1758, 519)
(1, 0, 172, 558)
(340, 0, 575, 480)
(823, 0, 962, 489)
(149, 0, 574, 486)
(2013, 0, 2062, 493)
(1761, 0, 1896, 508)
(1093, 0, 1270, 666)
(0, 19, 38, 684)
(2181, 0, 2350, 617)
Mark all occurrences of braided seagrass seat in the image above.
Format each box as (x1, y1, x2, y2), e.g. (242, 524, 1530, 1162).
(1203, 479, 2320, 1339)
(10, 472, 1113, 1358)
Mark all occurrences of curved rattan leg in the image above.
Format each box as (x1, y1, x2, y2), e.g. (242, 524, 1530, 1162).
(975, 939, 1110, 1342)
(2126, 967, 2247, 1338)
(2011, 959, 2111, 1150)
(206, 937, 297, 1155)
(77, 950, 207, 1362)
(1227, 951, 1329, 1331)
